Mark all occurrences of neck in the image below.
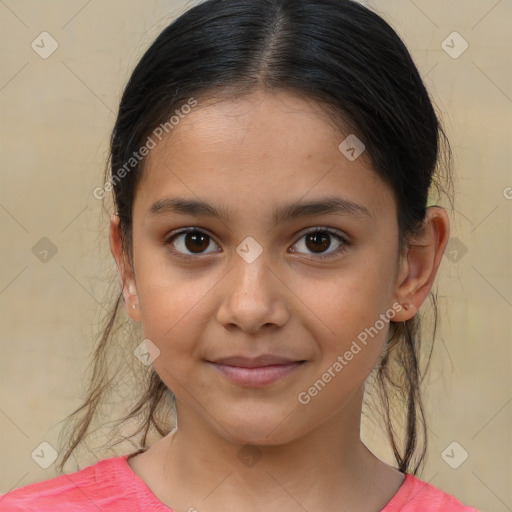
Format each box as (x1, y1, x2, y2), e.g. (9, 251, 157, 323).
(138, 387, 403, 512)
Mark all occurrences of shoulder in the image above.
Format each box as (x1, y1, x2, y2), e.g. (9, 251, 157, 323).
(0, 455, 138, 511)
(382, 473, 480, 512)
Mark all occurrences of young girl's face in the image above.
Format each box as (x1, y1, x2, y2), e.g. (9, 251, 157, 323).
(122, 88, 411, 445)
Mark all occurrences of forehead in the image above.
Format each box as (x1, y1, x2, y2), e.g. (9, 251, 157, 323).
(134, 89, 395, 225)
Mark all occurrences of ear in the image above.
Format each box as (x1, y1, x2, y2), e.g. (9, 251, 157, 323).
(391, 206, 450, 322)
(109, 213, 141, 322)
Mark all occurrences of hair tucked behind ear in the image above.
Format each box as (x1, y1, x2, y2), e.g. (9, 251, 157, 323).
(56, 0, 453, 475)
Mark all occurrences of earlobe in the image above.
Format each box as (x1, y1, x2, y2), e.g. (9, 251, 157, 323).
(392, 206, 450, 322)
(395, 302, 417, 322)
(109, 213, 141, 322)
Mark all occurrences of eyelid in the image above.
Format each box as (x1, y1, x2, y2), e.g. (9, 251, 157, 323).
(295, 225, 350, 242)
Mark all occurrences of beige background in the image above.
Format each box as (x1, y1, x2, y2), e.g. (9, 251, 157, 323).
(0, 1, 511, 511)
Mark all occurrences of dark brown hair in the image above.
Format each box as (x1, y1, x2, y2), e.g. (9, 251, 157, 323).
(57, 0, 453, 476)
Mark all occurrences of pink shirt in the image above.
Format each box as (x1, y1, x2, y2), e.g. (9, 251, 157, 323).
(0, 453, 479, 511)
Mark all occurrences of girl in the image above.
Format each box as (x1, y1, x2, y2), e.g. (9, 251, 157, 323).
(1, 0, 480, 510)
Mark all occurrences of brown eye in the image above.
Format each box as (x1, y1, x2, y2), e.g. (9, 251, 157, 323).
(305, 232, 331, 253)
(290, 228, 349, 260)
(165, 226, 349, 262)
(183, 232, 210, 253)
(166, 229, 220, 258)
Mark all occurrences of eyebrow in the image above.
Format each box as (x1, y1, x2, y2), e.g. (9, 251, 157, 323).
(147, 195, 372, 226)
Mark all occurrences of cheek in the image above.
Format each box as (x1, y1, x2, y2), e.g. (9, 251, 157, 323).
(134, 234, 218, 328)
(134, 261, 217, 366)
(303, 257, 394, 375)
(305, 260, 394, 335)
(297, 309, 390, 423)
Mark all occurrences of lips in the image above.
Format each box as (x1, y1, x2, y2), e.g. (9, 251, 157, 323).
(207, 354, 306, 387)
(211, 354, 303, 368)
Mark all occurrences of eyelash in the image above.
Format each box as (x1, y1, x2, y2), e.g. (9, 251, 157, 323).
(163, 227, 350, 262)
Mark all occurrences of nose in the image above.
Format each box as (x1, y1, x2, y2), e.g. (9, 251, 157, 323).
(215, 250, 290, 334)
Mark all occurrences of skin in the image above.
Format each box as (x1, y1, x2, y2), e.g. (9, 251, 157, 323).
(110, 88, 450, 512)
